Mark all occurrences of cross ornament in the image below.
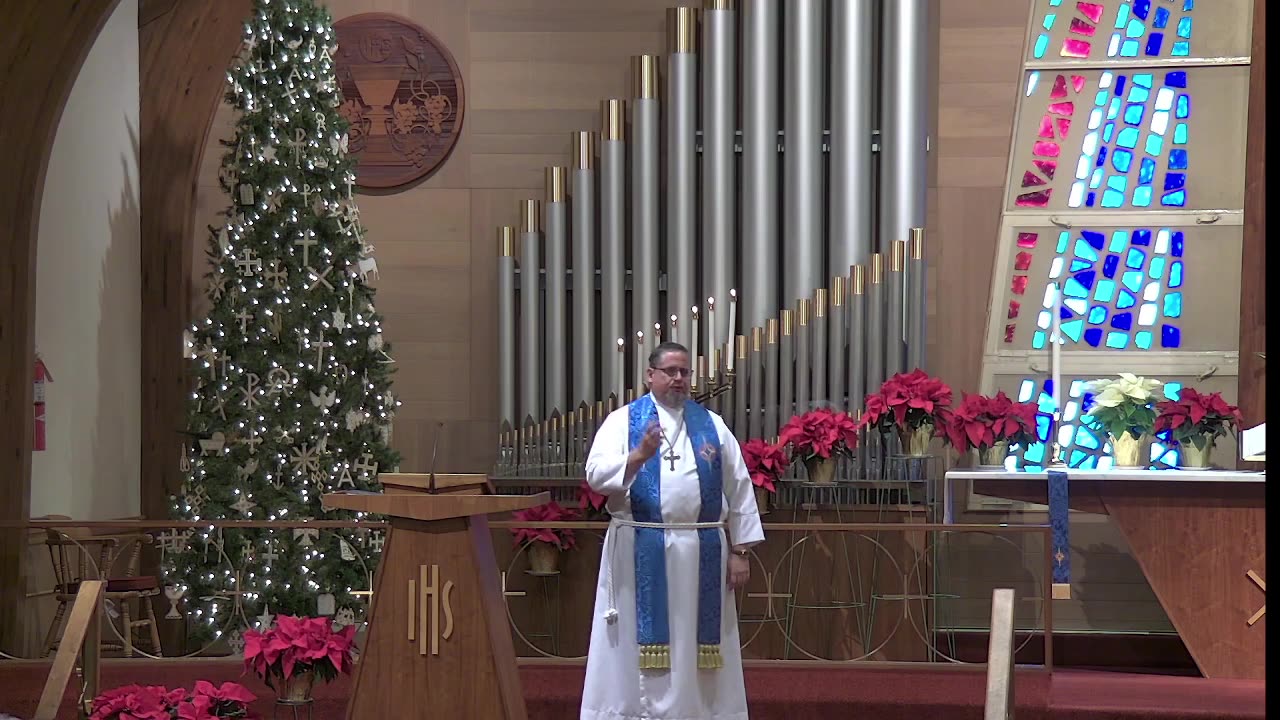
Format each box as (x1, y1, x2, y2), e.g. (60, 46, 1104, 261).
(235, 249, 262, 276)
(295, 236, 317, 265)
(663, 447, 681, 472)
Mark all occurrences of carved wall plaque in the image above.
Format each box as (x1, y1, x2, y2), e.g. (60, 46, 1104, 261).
(333, 13, 464, 189)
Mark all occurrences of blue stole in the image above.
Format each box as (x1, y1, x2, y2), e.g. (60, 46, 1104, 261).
(1048, 470, 1071, 597)
(627, 394, 725, 670)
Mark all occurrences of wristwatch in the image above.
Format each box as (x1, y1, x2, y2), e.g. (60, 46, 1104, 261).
(731, 547, 749, 557)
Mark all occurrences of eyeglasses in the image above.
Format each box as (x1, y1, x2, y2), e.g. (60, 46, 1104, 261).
(649, 365, 692, 379)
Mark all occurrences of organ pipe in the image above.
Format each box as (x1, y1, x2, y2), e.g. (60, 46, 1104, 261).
(830, 0, 875, 273)
(545, 166, 568, 415)
(571, 132, 597, 407)
(783, 0, 825, 307)
(600, 99, 626, 403)
(887, 239, 907, 377)
(702, 0, 736, 343)
(519, 200, 542, 424)
(631, 57, 661, 363)
(498, 226, 516, 428)
(881, 0, 930, 260)
(907, 227, 928, 371)
(666, 7, 698, 354)
(741, 0, 779, 331)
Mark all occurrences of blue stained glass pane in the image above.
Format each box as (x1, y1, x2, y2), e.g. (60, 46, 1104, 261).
(1088, 306, 1108, 324)
(1103, 122, 1116, 143)
(1094, 279, 1116, 302)
(1149, 256, 1166, 279)
(1071, 258, 1093, 272)
(1084, 328, 1104, 347)
(1183, 0, 1194, 10)
(1096, 146, 1110, 167)
(1139, 157, 1156, 183)
(1106, 332, 1130, 349)
(1169, 261, 1183, 288)
(1126, 248, 1146, 269)
(1133, 0, 1151, 19)
(1065, 298, 1087, 317)
(1123, 271, 1143, 292)
(1136, 330, 1154, 349)
(1057, 231, 1071, 253)
(1153, 7, 1171, 28)
(1163, 292, 1182, 318)
(1132, 229, 1152, 246)
(1177, 16, 1192, 39)
(1118, 128, 1140, 149)
(1102, 255, 1120, 278)
(1108, 98, 1122, 120)
(1077, 429, 1101, 450)
(1107, 175, 1128, 192)
(1171, 232, 1185, 257)
(1145, 134, 1164, 156)
(1128, 85, 1148, 103)
(1111, 312, 1133, 331)
(1115, 3, 1130, 28)
(1119, 289, 1138, 309)
(1166, 71, 1188, 88)
(1165, 172, 1186, 191)
(1111, 148, 1133, 172)
(1165, 382, 1183, 401)
(1075, 270, 1097, 291)
(1161, 324, 1182, 348)
(1172, 41, 1189, 56)
(1169, 149, 1188, 169)
(1174, 124, 1188, 143)
(1110, 231, 1129, 252)
(1102, 190, 1125, 208)
(1065, 277, 1090, 298)
(1082, 230, 1106, 250)
(1126, 18, 1145, 37)
(1135, 73, 1154, 89)
(1176, 94, 1190, 119)
(1086, 192, 1097, 207)
(1122, 40, 1140, 57)
(1161, 190, 1187, 207)
(1145, 33, 1164, 56)
(1063, 319, 1084, 342)
(1095, 90, 1110, 106)
(1074, 239, 1099, 262)
(1034, 34, 1050, 58)
(1032, 331, 1046, 349)
(1115, 75, 1127, 95)
(1043, 13, 1057, 29)
(1133, 185, 1153, 207)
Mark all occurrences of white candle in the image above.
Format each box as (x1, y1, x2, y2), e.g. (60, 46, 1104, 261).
(706, 296, 716, 375)
(654, 322, 662, 346)
(616, 337, 625, 401)
(669, 314, 678, 344)
(726, 289, 737, 372)
(690, 306, 699, 388)
(635, 331, 646, 393)
(1050, 282, 1063, 426)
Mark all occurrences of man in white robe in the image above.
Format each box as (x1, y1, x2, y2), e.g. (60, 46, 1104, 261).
(581, 341, 764, 720)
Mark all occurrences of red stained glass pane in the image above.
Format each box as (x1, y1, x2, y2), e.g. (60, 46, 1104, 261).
(1004, 324, 1017, 343)
(1033, 141, 1061, 158)
(1069, 17, 1097, 36)
(1014, 252, 1033, 271)
(1022, 171, 1047, 188)
(1015, 190, 1052, 207)
(1038, 115, 1055, 139)
(1072, 75, 1086, 93)
(1056, 117, 1072, 139)
(1061, 38, 1091, 58)
(1011, 275, 1029, 295)
(1034, 160, 1058, 179)
(1008, 301, 1022, 319)
(1017, 232, 1039, 248)
(1076, 1, 1105, 23)
(1050, 74, 1069, 99)
(1047, 101, 1075, 116)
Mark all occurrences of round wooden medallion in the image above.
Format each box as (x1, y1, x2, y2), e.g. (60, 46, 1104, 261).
(333, 13, 465, 189)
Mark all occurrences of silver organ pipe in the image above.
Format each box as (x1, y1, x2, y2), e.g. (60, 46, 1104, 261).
(495, 1, 932, 481)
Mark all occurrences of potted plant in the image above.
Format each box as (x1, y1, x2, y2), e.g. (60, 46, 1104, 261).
(242, 615, 356, 703)
(511, 500, 579, 573)
(577, 480, 609, 519)
(89, 681, 255, 720)
(741, 437, 790, 512)
(859, 369, 955, 457)
(778, 408, 859, 484)
(1081, 373, 1164, 468)
(945, 391, 1040, 468)
(1154, 388, 1242, 469)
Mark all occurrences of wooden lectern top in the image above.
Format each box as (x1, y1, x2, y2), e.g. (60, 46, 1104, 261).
(322, 491, 550, 522)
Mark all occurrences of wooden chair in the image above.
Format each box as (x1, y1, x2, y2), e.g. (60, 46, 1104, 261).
(42, 529, 163, 658)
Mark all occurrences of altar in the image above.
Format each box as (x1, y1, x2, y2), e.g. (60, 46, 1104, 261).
(944, 468, 1266, 680)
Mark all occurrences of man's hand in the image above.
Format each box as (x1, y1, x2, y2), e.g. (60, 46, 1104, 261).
(726, 552, 750, 590)
(629, 421, 662, 465)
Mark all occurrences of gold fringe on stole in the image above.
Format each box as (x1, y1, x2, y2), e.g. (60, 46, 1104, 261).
(639, 644, 671, 669)
(697, 644, 724, 670)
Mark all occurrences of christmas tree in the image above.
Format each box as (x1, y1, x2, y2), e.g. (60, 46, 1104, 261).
(164, 0, 399, 648)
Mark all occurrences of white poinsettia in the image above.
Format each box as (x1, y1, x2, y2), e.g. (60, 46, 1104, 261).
(1082, 373, 1164, 441)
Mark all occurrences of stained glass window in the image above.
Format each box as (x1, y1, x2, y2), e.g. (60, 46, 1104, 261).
(1004, 377, 1182, 470)
(1032, 0, 1196, 60)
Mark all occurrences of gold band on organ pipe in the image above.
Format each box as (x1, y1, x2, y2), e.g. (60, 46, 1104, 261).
(602, 99, 625, 141)
(499, 226, 514, 257)
(573, 131, 595, 170)
(667, 6, 698, 53)
(633, 54, 658, 100)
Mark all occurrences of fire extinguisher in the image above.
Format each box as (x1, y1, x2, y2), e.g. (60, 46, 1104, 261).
(34, 354, 52, 452)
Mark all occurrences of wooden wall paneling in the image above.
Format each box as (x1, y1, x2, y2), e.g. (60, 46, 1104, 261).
(1238, 0, 1265, 431)
(139, 0, 253, 519)
(0, 0, 122, 653)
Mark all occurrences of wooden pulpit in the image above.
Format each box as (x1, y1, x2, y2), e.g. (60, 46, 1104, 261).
(323, 475, 548, 719)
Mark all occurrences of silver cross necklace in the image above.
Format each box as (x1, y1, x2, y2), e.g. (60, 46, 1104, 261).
(659, 415, 687, 472)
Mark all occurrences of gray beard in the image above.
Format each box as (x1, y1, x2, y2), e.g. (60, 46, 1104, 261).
(653, 390, 688, 410)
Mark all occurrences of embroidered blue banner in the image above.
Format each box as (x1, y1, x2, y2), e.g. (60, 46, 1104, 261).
(1047, 469, 1071, 589)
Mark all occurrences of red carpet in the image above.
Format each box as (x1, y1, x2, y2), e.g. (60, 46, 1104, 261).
(0, 660, 1263, 719)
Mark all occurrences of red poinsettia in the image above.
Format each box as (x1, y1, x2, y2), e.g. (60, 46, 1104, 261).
(577, 480, 608, 516)
(740, 438, 790, 493)
(242, 615, 356, 689)
(944, 391, 1039, 452)
(1154, 388, 1242, 448)
(859, 369, 955, 434)
(778, 407, 859, 463)
(90, 682, 255, 720)
(510, 500, 579, 550)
